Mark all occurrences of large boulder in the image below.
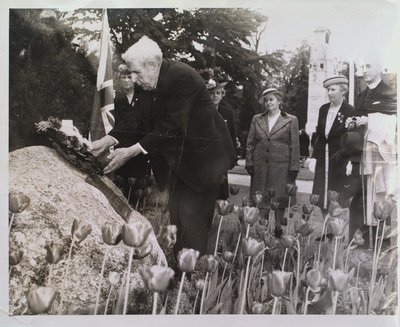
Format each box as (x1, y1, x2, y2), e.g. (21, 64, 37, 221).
(9, 146, 166, 315)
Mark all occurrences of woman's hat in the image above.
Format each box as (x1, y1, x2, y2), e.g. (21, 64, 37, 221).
(117, 64, 131, 75)
(323, 76, 348, 88)
(261, 87, 283, 99)
(206, 78, 227, 91)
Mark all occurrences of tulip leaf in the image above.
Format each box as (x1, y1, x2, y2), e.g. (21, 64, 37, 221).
(113, 279, 127, 314)
(282, 298, 297, 314)
(204, 276, 228, 313)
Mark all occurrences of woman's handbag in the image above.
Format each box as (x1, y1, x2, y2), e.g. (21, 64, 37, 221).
(340, 126, 365, 162)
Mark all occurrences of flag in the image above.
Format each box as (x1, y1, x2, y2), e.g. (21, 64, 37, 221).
(89, 9, 114, 141)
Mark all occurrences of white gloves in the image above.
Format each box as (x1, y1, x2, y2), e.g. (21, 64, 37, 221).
(346, 161, 353, 176)
(305, 158, 316, 173)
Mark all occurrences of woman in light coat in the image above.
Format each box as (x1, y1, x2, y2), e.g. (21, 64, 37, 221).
(245, 88, 300, 237)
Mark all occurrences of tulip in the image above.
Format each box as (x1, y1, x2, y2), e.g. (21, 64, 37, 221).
(242, 237, 263, 257)
(140, 265, 175, 293)
(270, 200, 280, 211)
(310, 194, 320, 205)
(132, 241, 153, 260)
(9, 190, 30, 213)
(328, 201, 342, 217)
(222, 251, 235, 263)
(157, 225, 177, 249)
(71, 219, 92, 243)
(259, 218, 269, 226)
(302, 204, 314, 215)
(101, 222, 122, 246)
(281, 235, 296, 249)
(45, 242, 63, 264)
(252, 302, 265, 314)
(9, 249, 23, 265)
(267, 188, 276, 198)
(241, 197, 251, 207)
(268, 270, 292, 297)
(305, 269, 323, 292)
(352, 228, 365, 247)
(253, 191, 263, 206)
(233, 205, 240, 215)
(202, 254, 218, 273)
(27, 285, 56, 314)
(292, 204, 299, 211)
(176, 250, 202, 314)
(195, 279, 205, 291)
(329, 218, 348, 238)
(216, 200, 235, 216)
(108, 271, 121, 286)
(294, 219, 315, 237)
(328, 190, 339, 202)
(285, 184, 297, 196)
(288, 212, 294, 218)
(122, 221, 152, 248)
(373, 200, 393, 222)
(243, 206, 260, 226)
(104, 272, 121, 314)
(328, 268, 353, 292)
(229, 185, 240, 195)
(177, 248, 200, 273)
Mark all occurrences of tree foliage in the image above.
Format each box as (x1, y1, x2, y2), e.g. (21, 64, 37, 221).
(9, 9, 96, 151)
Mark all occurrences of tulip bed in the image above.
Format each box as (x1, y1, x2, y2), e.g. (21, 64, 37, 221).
(9, 182, 398, 315)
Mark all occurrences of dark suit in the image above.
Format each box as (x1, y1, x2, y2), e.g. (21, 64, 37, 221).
(349, 80, 397, 239)
(140, 59, 236, 254)
(109, 88, 153, 181)
(312, 101, 355, 209)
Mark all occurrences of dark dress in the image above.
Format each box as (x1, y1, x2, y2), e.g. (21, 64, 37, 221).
(108, 87, 153, 181)
(311, 101, 355, 209)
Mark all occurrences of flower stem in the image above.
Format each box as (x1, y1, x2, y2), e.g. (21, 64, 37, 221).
(174, 272, 186, 314)
(123, 247, 134, 315)
(240, 256, 251, 314)
(355, 262, 361, 289)
(58, 238, 75, 314)
(94, 247, 110, 314)
(332, 237, 338, 270)
(9, 213, 15, 233)
(282, 248, 288, 271)
(303, 287, 311, 314)
(370, 220, 381, 291)
(294, 238, 301, 306)
(245, 224, 250, 239)
(316, 215, 329, 270)
(228, 233, 242, 286)
(193, 290, 200, 314)
(332, 291, 338, 314)
(217, 262, 228, 304)
(272, 296, 279, 314)
(199, 272, 209, 314)
(258, 255, 264, 301)
(135, 198, 140, 211)
(344, 239, 354, 273)
(127, 186, 132, 203)
(48, 264, 53, 285)
(152, 292, 159, 315)
(287, 196, 291, 234)
(104, 285, 113, 314)
(214, 215, 224, 256)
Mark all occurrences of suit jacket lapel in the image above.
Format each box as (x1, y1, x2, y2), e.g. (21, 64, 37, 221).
(270, 115, 289, 135)
(328, 102, 345, 138)
(256, 114, 270, 135)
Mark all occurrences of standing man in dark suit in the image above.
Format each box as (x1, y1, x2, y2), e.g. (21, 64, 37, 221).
(101, 36, 236, 255)
(348, 56, 397, 243)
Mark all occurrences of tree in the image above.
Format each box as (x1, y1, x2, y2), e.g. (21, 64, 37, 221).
(9, 9, 96, 151)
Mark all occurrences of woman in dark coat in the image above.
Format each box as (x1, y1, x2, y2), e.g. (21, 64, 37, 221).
(245, 88, 300, 237)
(309, 76, 355, 214)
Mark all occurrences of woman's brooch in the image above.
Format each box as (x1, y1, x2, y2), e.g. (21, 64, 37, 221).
(337, 113, 345, 124)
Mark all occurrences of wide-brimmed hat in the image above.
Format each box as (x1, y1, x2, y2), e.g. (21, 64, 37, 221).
(117, 64, 131, 75)
(206, 78, 227, 91)
(323, 76, 348, 88)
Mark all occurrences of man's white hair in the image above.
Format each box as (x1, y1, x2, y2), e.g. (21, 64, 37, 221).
(122, 36, 163, 66)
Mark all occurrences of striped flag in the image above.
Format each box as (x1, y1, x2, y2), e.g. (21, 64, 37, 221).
(89, 9, 114, 141)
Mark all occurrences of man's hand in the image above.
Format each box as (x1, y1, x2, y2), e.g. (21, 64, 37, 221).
(305, 158, 316, 173)
(355, 116, 368, 127)
(103, 143, 142, 174)
(89, 135, 116, 157)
